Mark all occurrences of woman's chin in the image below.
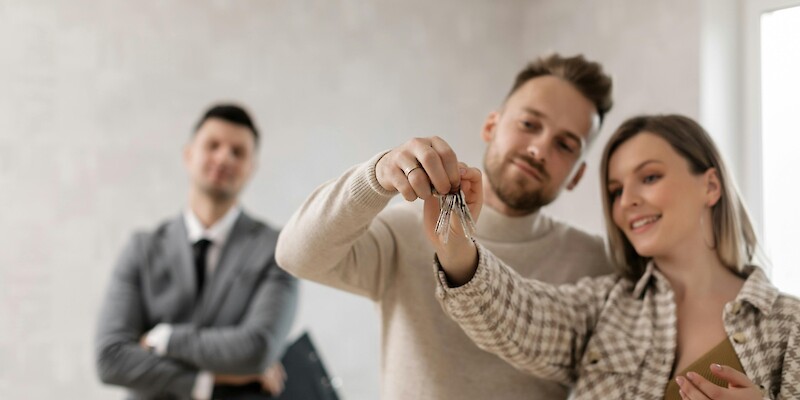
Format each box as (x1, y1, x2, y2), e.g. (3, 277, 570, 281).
(630, 243, 659, 259)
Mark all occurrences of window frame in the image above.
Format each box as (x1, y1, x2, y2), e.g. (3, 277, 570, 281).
(742, 0, 800, 294)
(742, 0, 800, 239)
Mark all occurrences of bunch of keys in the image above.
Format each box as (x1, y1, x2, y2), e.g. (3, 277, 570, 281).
(434, 189, 477, 244)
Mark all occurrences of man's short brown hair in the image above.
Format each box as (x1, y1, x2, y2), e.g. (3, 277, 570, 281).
(507, 54, 613, 124)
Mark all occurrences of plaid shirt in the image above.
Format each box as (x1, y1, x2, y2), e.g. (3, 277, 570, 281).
(435, 243, 800, 399)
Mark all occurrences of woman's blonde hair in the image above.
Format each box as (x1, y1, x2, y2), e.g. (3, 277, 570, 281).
(600, 114, 758, 280)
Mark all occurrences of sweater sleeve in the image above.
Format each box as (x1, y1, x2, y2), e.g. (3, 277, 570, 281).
(275, 151, 400, 301)
(435, 242, 616, 385)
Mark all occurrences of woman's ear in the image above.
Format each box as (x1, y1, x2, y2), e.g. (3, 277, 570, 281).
(704, 167, 722, 207)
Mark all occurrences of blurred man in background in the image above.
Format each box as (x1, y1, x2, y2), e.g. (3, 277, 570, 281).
(96, 104, 298, 399)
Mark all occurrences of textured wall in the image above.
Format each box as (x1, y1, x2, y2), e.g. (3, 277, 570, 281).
(0, 1, 701, 399)
(0, 1, 526, 399)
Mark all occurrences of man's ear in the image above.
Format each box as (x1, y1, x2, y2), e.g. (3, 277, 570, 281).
(481, 111, 500, 143)
(566, 162, 587, 191)
(183, 143, 192, 170)
(704, 167, 722, 207)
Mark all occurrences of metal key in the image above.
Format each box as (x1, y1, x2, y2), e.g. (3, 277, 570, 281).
(434, 189, 477, 244)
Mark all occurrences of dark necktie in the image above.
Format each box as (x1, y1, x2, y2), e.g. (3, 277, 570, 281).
(193, 239, 213, 296)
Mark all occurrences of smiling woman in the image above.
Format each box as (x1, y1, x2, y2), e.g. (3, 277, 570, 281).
(600, 115, 756, 282)
(606, 133, 711, 262)
(429, 114, 800, 399)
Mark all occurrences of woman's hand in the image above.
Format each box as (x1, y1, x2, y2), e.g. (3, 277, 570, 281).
(676, 364, 764, 400)
(423, 164, 483, 286)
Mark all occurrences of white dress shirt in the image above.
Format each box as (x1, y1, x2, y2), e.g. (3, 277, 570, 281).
(183, 205, 242, 278)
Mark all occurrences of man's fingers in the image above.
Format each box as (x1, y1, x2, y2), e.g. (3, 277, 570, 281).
(389, 146, 434, 200)
(278, 363, 287, 381)
(406, 167, 434, 200)
(430, 136, 460, 191)
(410, 138, 451, 195)
(388, 152, 421, 201)
(261, 375, 282, 395)
(271, 377, 284, 395)
(394, 176, 420, 201)
(379, 136, 463, 200)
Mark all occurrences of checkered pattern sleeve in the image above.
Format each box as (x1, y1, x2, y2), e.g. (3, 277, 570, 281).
(779, 320, 800, 398)
(435, 242, 618, 385)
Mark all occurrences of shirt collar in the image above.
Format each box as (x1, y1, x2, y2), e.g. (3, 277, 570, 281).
(734, 265, 780, 316)
(632, 261, 657, 298)
(183, 205, 242, 246)
(632, 261, 780, 315)
(475, 205, 552, 243)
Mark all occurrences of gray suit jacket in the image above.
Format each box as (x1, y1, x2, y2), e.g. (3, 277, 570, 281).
(95, 212, 298, 400)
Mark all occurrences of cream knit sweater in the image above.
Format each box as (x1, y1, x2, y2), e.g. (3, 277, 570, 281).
(276, 152, 612, 399)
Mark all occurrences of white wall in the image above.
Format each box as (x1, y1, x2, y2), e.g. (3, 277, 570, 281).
(0, 1, 706, 399)
(0, 1, 526, 399)
(525, 0, 702, 234)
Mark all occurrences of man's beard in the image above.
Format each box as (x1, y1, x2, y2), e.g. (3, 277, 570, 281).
(484, 150, 556, 213)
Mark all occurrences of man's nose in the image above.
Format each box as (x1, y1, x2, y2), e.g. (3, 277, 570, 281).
(526, 136, 549, 164)
(213, 147, 235, 164)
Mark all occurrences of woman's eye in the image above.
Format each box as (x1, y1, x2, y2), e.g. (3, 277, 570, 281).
(609, 188, 622, 201)
(643, 174, 661, 184)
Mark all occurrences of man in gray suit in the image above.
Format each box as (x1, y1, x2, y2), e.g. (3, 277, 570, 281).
(96, 104, 298, 400)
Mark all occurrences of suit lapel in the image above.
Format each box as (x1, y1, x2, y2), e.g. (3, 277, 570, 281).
(165, 215, 198, 308)
(198, 212, 260, 324)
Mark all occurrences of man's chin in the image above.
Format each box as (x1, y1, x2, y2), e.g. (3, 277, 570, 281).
(497, 188, 554, 213)
(486, 164, 554, 212)
(201, 185, 237, 201)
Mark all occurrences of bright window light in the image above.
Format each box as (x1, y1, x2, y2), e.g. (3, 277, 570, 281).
(761, 5, 800, 296)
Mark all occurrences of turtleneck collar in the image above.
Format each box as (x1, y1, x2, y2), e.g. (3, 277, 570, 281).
(474, 204, 552, 243)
